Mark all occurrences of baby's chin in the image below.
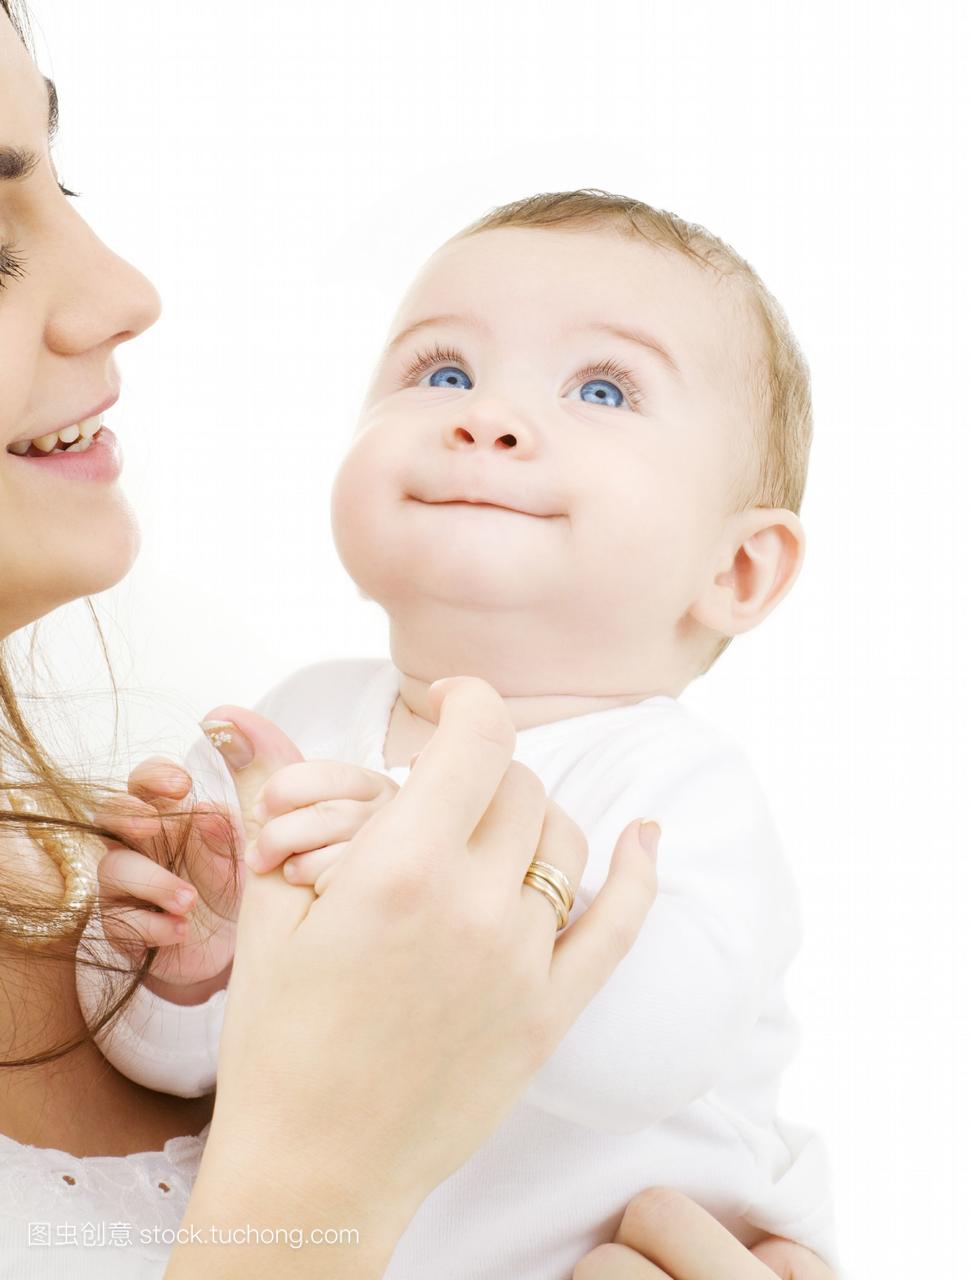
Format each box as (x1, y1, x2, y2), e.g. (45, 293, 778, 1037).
(339, 500, 567, 610)
(358, 560, 552, 615)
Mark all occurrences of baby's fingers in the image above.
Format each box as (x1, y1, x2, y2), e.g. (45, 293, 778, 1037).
(98, 846, 197, 917)
(100, 904, 188, 956)
(92, 793, 162, 847)
(256, 761, 395, 823)
(127, 755, 193, 804)
(282, 842, 350, 886)
(251, 800, 374, 872)
(191, 802, 243, 860)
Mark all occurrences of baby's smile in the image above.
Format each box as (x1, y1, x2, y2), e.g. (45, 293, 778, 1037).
(403, 461, 568, 522)
(410, 498, 560, 519)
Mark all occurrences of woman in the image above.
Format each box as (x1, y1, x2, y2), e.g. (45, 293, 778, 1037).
(0, 2, 834, 1276)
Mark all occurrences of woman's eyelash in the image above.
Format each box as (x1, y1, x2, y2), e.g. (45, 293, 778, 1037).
(398, 341, 646, 408)
(0, 243, 28, 291)
(0, 185, 79, 291)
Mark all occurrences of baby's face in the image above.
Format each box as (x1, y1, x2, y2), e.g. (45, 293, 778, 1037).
(331, 226, 763, 692)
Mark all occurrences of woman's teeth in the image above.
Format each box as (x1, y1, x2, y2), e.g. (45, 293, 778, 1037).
(7, 414, 104, 456)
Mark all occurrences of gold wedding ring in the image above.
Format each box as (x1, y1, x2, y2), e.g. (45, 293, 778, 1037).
(522, 858, 575, 932)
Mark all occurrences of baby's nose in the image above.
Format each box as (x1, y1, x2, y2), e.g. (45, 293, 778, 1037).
(449, 424, 520, 450)
(442, 398, 540, 458)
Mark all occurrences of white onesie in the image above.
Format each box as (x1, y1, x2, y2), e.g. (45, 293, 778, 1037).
(77, 659, 840, 1278)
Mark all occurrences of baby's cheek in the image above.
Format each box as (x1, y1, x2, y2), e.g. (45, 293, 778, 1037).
(331, 446, 393, 568)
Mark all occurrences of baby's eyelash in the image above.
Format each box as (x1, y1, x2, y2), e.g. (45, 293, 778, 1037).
(571, 357, 645, 408)
(400, 343, 468, 386)
(398, 341, 646, 409)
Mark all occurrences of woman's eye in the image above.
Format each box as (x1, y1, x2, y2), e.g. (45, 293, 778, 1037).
(569, 378, 626, 410)
(422, 365, 473, 391)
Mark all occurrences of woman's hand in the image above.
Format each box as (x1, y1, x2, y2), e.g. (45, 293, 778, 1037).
(93, 758, 252, 1004)
(168, 676, 661, 1279)
(573, 1188, 837, 1279)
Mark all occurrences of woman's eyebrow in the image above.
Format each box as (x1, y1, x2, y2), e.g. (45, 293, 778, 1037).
(0, 76, 59, 182)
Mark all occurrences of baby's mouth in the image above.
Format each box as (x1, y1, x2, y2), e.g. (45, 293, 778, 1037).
(407, 493, 565, 520)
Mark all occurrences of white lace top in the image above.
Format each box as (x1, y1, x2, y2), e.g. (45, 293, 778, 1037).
(0, 1123, 208, 1277)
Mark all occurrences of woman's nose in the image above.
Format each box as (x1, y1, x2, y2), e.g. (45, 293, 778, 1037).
(43, 214, 162, 356)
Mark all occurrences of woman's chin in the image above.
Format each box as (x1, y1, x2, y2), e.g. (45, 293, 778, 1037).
(78, 518, 142, 598)
(39, 517, 140, 613)
(0, 497, 142, 635)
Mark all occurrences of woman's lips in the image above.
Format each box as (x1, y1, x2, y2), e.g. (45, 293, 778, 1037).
(4, 426, 123, 483)
(4, 391, 120, 453)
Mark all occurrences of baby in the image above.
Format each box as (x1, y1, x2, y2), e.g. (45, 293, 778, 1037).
(80, 190, 839, 1277)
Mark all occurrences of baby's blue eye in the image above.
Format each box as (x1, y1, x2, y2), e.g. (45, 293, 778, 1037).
(575, 378, 624, 409)
(427, 366, 472, 390)
(403, 344, 644, 411)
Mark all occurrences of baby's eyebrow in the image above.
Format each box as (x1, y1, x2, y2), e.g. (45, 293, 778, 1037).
(383, 312, 483, 360)
(569, 321, 683, 383)
(383, 311, 683, 384)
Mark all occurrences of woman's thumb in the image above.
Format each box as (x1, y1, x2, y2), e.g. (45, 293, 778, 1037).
(201, 705, 305, 842)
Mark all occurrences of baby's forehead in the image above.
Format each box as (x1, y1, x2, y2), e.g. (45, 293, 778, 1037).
(397, 226, 763, 405)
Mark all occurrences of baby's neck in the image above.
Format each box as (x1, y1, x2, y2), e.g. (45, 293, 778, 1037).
(382, 674, 662, 768)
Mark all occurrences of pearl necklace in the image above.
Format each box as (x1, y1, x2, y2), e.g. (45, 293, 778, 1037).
(0, 790, 97, 942)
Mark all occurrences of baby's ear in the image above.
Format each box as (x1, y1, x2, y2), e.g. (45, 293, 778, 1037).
(688, 508, 806, 637)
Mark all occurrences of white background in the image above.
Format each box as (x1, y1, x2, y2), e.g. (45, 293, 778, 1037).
(21, 1, 969, 1275)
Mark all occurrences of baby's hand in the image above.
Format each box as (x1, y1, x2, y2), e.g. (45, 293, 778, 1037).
(246, 761, 399, 891)
(95, 757, 243, 1002)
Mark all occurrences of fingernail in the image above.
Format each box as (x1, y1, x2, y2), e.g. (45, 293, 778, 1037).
(638, 820, 661, 860)
(174, 887, 195, 909)
(252, 800, 267, 825)
(201, 720, 255, 770)
(243, 845, 262, 871)
(283, 860, 298, 881)
(173, 920, 187, 936)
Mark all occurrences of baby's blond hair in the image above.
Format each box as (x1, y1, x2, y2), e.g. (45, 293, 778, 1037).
(449, 190, 813, 674)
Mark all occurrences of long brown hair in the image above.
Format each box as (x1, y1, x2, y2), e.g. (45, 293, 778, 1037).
(0, 0, 237, 1069)
(0, 612, 233, 1069)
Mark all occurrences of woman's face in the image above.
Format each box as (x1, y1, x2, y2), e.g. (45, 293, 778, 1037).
(0, 12, 160, 638)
